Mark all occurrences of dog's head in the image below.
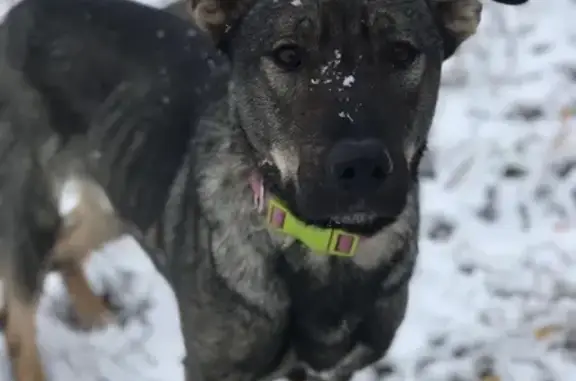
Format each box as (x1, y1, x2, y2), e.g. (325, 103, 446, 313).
(190, 0, 527, 236)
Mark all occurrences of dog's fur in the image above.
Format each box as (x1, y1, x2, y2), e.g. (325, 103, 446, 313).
(0, 0, 528, 381)
(0, 0, 227, 379)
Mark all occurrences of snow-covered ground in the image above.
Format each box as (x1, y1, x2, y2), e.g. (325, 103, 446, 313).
(1, 0, 576, 380)
(384, 1, 576, 380)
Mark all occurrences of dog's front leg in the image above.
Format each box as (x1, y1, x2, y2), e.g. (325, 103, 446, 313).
(304, 286, 409, 381)
(2, 282, 45, 381)
(303, 345, 380, 381)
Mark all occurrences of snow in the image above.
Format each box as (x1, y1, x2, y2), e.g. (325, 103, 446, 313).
(382, 1, 576, 380)
(1, 0, 576, 380)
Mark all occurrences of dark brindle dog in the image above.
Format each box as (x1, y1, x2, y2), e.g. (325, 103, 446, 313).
(0, 0, 227, 379)
(0, 0, 528, 380)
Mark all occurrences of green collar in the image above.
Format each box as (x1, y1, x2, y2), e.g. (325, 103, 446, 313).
(265, 198, 362, 256)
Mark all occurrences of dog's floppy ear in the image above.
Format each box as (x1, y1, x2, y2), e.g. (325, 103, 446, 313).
(433, 0, 483, 60)
(434, 0, 529, 60)
(188, 0, 254, 43)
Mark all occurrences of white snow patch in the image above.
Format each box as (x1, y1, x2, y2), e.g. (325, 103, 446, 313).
(58, 179, 82, 216)
(343, 75, 355, 87)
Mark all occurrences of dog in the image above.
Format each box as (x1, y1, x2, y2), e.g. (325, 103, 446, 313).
(177, 1, 529, 381)
(0, 0, 529, 381)
(0, 0, 228, 379)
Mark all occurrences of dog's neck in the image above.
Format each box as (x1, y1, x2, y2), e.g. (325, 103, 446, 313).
(194, 100, 292, 252)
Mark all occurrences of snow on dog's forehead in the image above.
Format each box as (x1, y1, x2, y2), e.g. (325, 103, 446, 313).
(308, 49, 359, 122)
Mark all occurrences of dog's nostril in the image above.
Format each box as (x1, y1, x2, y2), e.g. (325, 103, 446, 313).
(341, 167, 356, 180)
(371, 166, 386, 180)
(338, 164, 385, 181)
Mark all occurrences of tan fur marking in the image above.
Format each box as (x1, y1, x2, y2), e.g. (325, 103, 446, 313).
(440, 0, 482, 40)
(51, 179, 122, 327)
(58, 262, 112, 327)
(189, 0, 255, 41)
(2, 278, 44, 381)
(192, 0, 226, 34)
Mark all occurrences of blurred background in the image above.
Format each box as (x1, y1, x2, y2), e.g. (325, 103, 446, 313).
(2, 0, 575, 380)
(384, 1, 576, 380)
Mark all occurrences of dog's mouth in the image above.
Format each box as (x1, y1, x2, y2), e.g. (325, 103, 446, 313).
(328, 213, 380, 225)
(250, 166, 394, 237)
(310, 215, 394, 236)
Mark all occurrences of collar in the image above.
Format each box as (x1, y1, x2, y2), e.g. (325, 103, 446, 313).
(265, 197, 362, 257)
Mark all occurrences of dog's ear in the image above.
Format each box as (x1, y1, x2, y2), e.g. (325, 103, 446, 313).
(188, 0, 254, 43)
(433, 0, 482, 60)
(434, 0, 529, 60)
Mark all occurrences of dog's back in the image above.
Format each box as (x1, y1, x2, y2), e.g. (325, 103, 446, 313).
(1, 0, 228, 232)
(2, 0, 225, 133)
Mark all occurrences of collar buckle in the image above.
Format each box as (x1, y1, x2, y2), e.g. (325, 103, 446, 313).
(327, 232, 360, 257)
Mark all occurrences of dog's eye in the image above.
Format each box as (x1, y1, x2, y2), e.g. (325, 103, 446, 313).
(385, 41, 420, 70)
(271, 44, 305, 71)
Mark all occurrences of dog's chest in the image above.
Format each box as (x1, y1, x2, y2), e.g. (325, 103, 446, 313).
(279, 256, 384, 370)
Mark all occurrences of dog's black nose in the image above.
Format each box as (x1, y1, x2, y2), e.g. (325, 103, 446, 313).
(326, 139, 392, 193)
